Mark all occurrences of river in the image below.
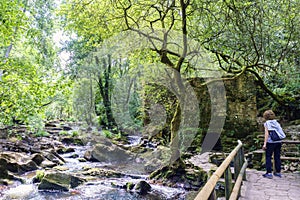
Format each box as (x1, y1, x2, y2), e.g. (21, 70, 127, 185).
(1, 134, 189, 200)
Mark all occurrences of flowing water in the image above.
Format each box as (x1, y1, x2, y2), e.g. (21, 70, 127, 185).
(1, 135, 188, 200)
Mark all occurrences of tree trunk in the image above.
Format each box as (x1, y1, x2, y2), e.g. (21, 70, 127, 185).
(170, 102, 181, 164)
(88, 72, 94, 125)
(95, 55, 118, 130)
(102, 85, 117, 129)
(169, 69, 187, 164)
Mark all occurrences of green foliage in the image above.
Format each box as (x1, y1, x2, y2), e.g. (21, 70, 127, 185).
(59, 130, 79, 137)
(227, 130, 235, 137)
(114, 131, 122, 140)
(1, 0, 298, 139)
(44, 79, 74, 121)
(128, 91, 143, 125)
(72, 79, 97, 125)
(71, 130, 79, 137)
(35, 170, 45, 182)
(34, 130, 50, 137)
(0, 0, 28, 47)
(27, 115, 44, 133)
(59, 130, 69, 136)
(0, 0, 72, 128)
(193, 0, 300, 110)
(102, 130, 113, 139)
(110, 74, 144, 132)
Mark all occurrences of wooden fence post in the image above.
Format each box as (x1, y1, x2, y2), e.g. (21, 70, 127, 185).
(224, 166, 233, 200)
(234, 151, 241, 181)
(240, 147, 247, 181)
(229, 159, 248, 200)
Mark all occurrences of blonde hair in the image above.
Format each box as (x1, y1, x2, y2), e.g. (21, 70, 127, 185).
(263, 110, 276, 120)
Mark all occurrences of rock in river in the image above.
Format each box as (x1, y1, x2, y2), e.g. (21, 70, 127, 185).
(134, 180, 151, 195)
(84, 140, 133, 163)
(0, 152, 38, 174)
(38, 172, 85, 191)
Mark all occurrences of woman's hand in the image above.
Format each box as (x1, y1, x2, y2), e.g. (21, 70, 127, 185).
(262, 144, 267, 150)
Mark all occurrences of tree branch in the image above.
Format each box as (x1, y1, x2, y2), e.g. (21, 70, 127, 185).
(176, 0, 189, 71)
(247, 69, 286, 106)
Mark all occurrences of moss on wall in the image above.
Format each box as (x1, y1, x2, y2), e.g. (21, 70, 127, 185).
(143, 73, 258, 152)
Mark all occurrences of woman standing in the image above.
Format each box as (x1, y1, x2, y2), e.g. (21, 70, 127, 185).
(262, 110, 284, 178)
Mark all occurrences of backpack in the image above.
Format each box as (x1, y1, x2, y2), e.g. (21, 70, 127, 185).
(269, 130, 282, 141)
(265, 120, 286, 141)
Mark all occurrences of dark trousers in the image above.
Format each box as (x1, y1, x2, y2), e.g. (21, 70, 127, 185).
(266, 142, 282, 173)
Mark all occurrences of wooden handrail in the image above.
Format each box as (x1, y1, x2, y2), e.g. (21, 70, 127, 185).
(229, 159, 248, 200)
(194, 140, 247, 200)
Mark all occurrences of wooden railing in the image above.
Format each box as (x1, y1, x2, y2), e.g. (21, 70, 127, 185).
(194, 140, 248, 200)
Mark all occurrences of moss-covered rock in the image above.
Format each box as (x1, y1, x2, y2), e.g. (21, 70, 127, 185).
(56, 147, 76, 154)
(126, 182, 135, 191)
(77, 157, 87, 162)
(150, 159, 207, 190)
(134, 180, 151, 195)
(60, 136, 84, 146)
(38, 172, 84, 191)
(85, 142, 133, 163)
(81, 167, 123, 178)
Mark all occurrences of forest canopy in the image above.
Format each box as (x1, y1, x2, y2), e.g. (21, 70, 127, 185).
(1, 0, 299, 131)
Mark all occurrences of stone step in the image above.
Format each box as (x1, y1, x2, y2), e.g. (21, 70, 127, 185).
(248, 151, 300, 162)
(282, 152, 300, 157)
(282, 146, 299, 152)
(255, 136, 300, 145)
(282, 140, 300, 144)
(281, 156, 300, 161)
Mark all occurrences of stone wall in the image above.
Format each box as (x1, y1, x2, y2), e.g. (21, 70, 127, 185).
(223, 74, 258, 138)
(143, 73, 258, 151)
(190, 73, 258, 142)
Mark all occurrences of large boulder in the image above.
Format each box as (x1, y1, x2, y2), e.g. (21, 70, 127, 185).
(0, 157, 25, 182)
(0, 150, 65, 177)
(38, 172, 84, 191)
(84, 141, 133, 163)
(0, 152, 38, 174)
(6, 160, 38, 174)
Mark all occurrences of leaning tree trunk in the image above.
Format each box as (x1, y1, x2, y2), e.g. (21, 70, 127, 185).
(170, 102, 181, 164)
(168, 67, 189, 165)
